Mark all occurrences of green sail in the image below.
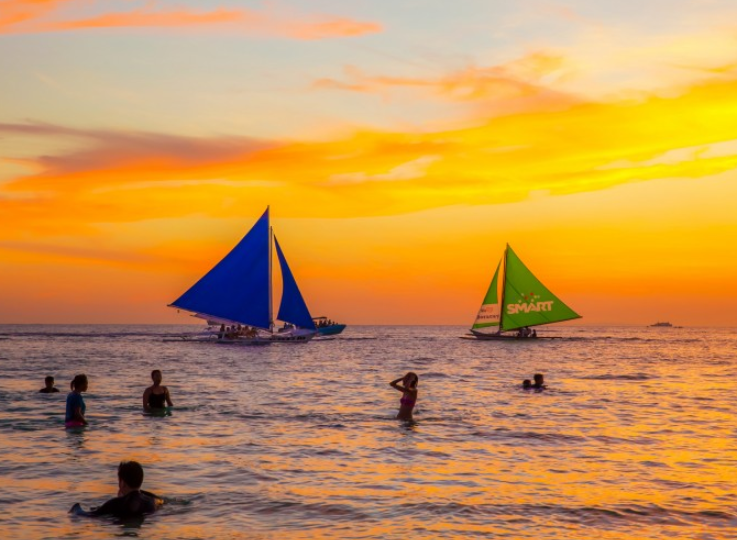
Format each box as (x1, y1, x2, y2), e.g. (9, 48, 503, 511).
(501, 246, 580, 331)
(472, 259, 501, 329)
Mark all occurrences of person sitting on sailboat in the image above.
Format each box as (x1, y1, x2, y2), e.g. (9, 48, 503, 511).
(239, 326, 257, 338)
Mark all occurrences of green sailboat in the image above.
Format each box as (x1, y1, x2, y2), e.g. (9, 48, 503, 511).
(470, 244, 581, 339)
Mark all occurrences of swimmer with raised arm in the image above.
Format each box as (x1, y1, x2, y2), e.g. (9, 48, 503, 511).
(389, 372, 419, 420)
(142, 370, 173, 412)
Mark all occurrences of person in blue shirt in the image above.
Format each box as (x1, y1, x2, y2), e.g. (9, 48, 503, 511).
(65, 374, 88, 428)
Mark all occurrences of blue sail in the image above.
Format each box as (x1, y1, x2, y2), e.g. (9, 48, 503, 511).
(275, 236, 316, 330)
(170, 208, 271, 329)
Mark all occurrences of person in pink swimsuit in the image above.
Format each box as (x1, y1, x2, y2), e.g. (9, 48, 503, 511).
(389, 372, 419, 421)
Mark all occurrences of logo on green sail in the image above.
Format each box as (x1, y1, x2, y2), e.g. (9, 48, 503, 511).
(506, 292, 554, 315)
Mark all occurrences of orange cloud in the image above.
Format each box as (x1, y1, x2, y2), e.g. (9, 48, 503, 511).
(44, 7, 246, 31)
(3, 73, 737, 239)
(0, 0, 382, 39)
(273, 17, 382, 40)
(0, 0, 66, 29)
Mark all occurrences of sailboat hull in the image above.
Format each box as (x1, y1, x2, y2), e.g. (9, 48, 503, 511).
(466, 329, 557, 340)
(316, 324, 346, 336)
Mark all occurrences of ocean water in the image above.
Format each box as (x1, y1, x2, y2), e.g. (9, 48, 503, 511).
(0, 325, 736, 540)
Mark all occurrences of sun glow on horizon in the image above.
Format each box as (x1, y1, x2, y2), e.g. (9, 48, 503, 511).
(2, 0, 737, 325)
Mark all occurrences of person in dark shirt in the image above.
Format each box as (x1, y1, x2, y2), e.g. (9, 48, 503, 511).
(70, 461, 162, 518)
(39, 376, 59, 393)
(532, 373, 547, 390)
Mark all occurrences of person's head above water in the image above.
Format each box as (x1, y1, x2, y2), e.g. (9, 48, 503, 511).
(522, 379, 532, 389)
(71, 374, 88, 392)
(403, 372, 419, 390)
(118, 461, 144, 491)
(151, 370, 162, 385)
(44, 376, 55, 388)
(533, 373, 545, 387)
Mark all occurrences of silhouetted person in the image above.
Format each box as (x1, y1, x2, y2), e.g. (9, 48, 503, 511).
(65, 374, 88, 428)
(522, 379, 532, 390)
(142, 370, 173, 412)
(532, 373, 546, 390)
(39, 376, 59, 393)
(390, 372, 419, 421)
(69, 461, 162, 518)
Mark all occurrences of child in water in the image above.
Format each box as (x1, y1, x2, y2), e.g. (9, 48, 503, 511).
(389, 372, 419, 420)
(65, 374, 88, 428)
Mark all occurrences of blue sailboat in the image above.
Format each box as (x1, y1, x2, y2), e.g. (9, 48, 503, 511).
(169, 207, 317, 343)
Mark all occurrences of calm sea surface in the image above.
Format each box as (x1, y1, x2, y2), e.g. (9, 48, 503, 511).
(0, 325, 736, 539)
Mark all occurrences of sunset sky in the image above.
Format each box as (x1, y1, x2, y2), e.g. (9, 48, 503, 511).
(2, 0, 737, 326)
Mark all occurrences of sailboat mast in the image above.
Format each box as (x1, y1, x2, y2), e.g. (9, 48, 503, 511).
(498, 244, 508, 332)
(268, 207, 273, 331)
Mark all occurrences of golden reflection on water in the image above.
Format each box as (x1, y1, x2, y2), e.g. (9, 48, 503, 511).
(1, 325, 736, 539)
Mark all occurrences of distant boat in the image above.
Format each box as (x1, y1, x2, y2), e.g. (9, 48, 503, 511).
(649, 322, 674, 327)
(468, 244, 581, 340)
(312, 316, 347, 336)
(169, 207, 317, 343)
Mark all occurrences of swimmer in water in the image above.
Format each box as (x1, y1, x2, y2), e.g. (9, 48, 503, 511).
(65, 374, 88, 428)
(522, 379, 532, 390)
(39, 375, 59, 393)
(532, 373, 546, 390)
(142, 369, 173, 412)
(69, 461, 163, 518)
(389, 372, 419, 421)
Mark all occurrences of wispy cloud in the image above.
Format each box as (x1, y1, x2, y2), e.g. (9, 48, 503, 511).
(329, 156, 440, 184)
(0, 122, 273, 181)
(0, 0, 382, 39)
(313, 52, 573, 102)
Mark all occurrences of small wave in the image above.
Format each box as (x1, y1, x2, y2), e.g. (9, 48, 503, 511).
(581, 373, 653, 381)
(408, 357, 437, 365)
(468, 428, 586, 445)
(382, 501, 737, 527)
(420, 371, 449, 378)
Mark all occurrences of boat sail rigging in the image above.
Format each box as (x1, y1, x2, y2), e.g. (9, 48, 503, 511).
(470, 244, 580, 339)
(169, 207, 316, 341)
